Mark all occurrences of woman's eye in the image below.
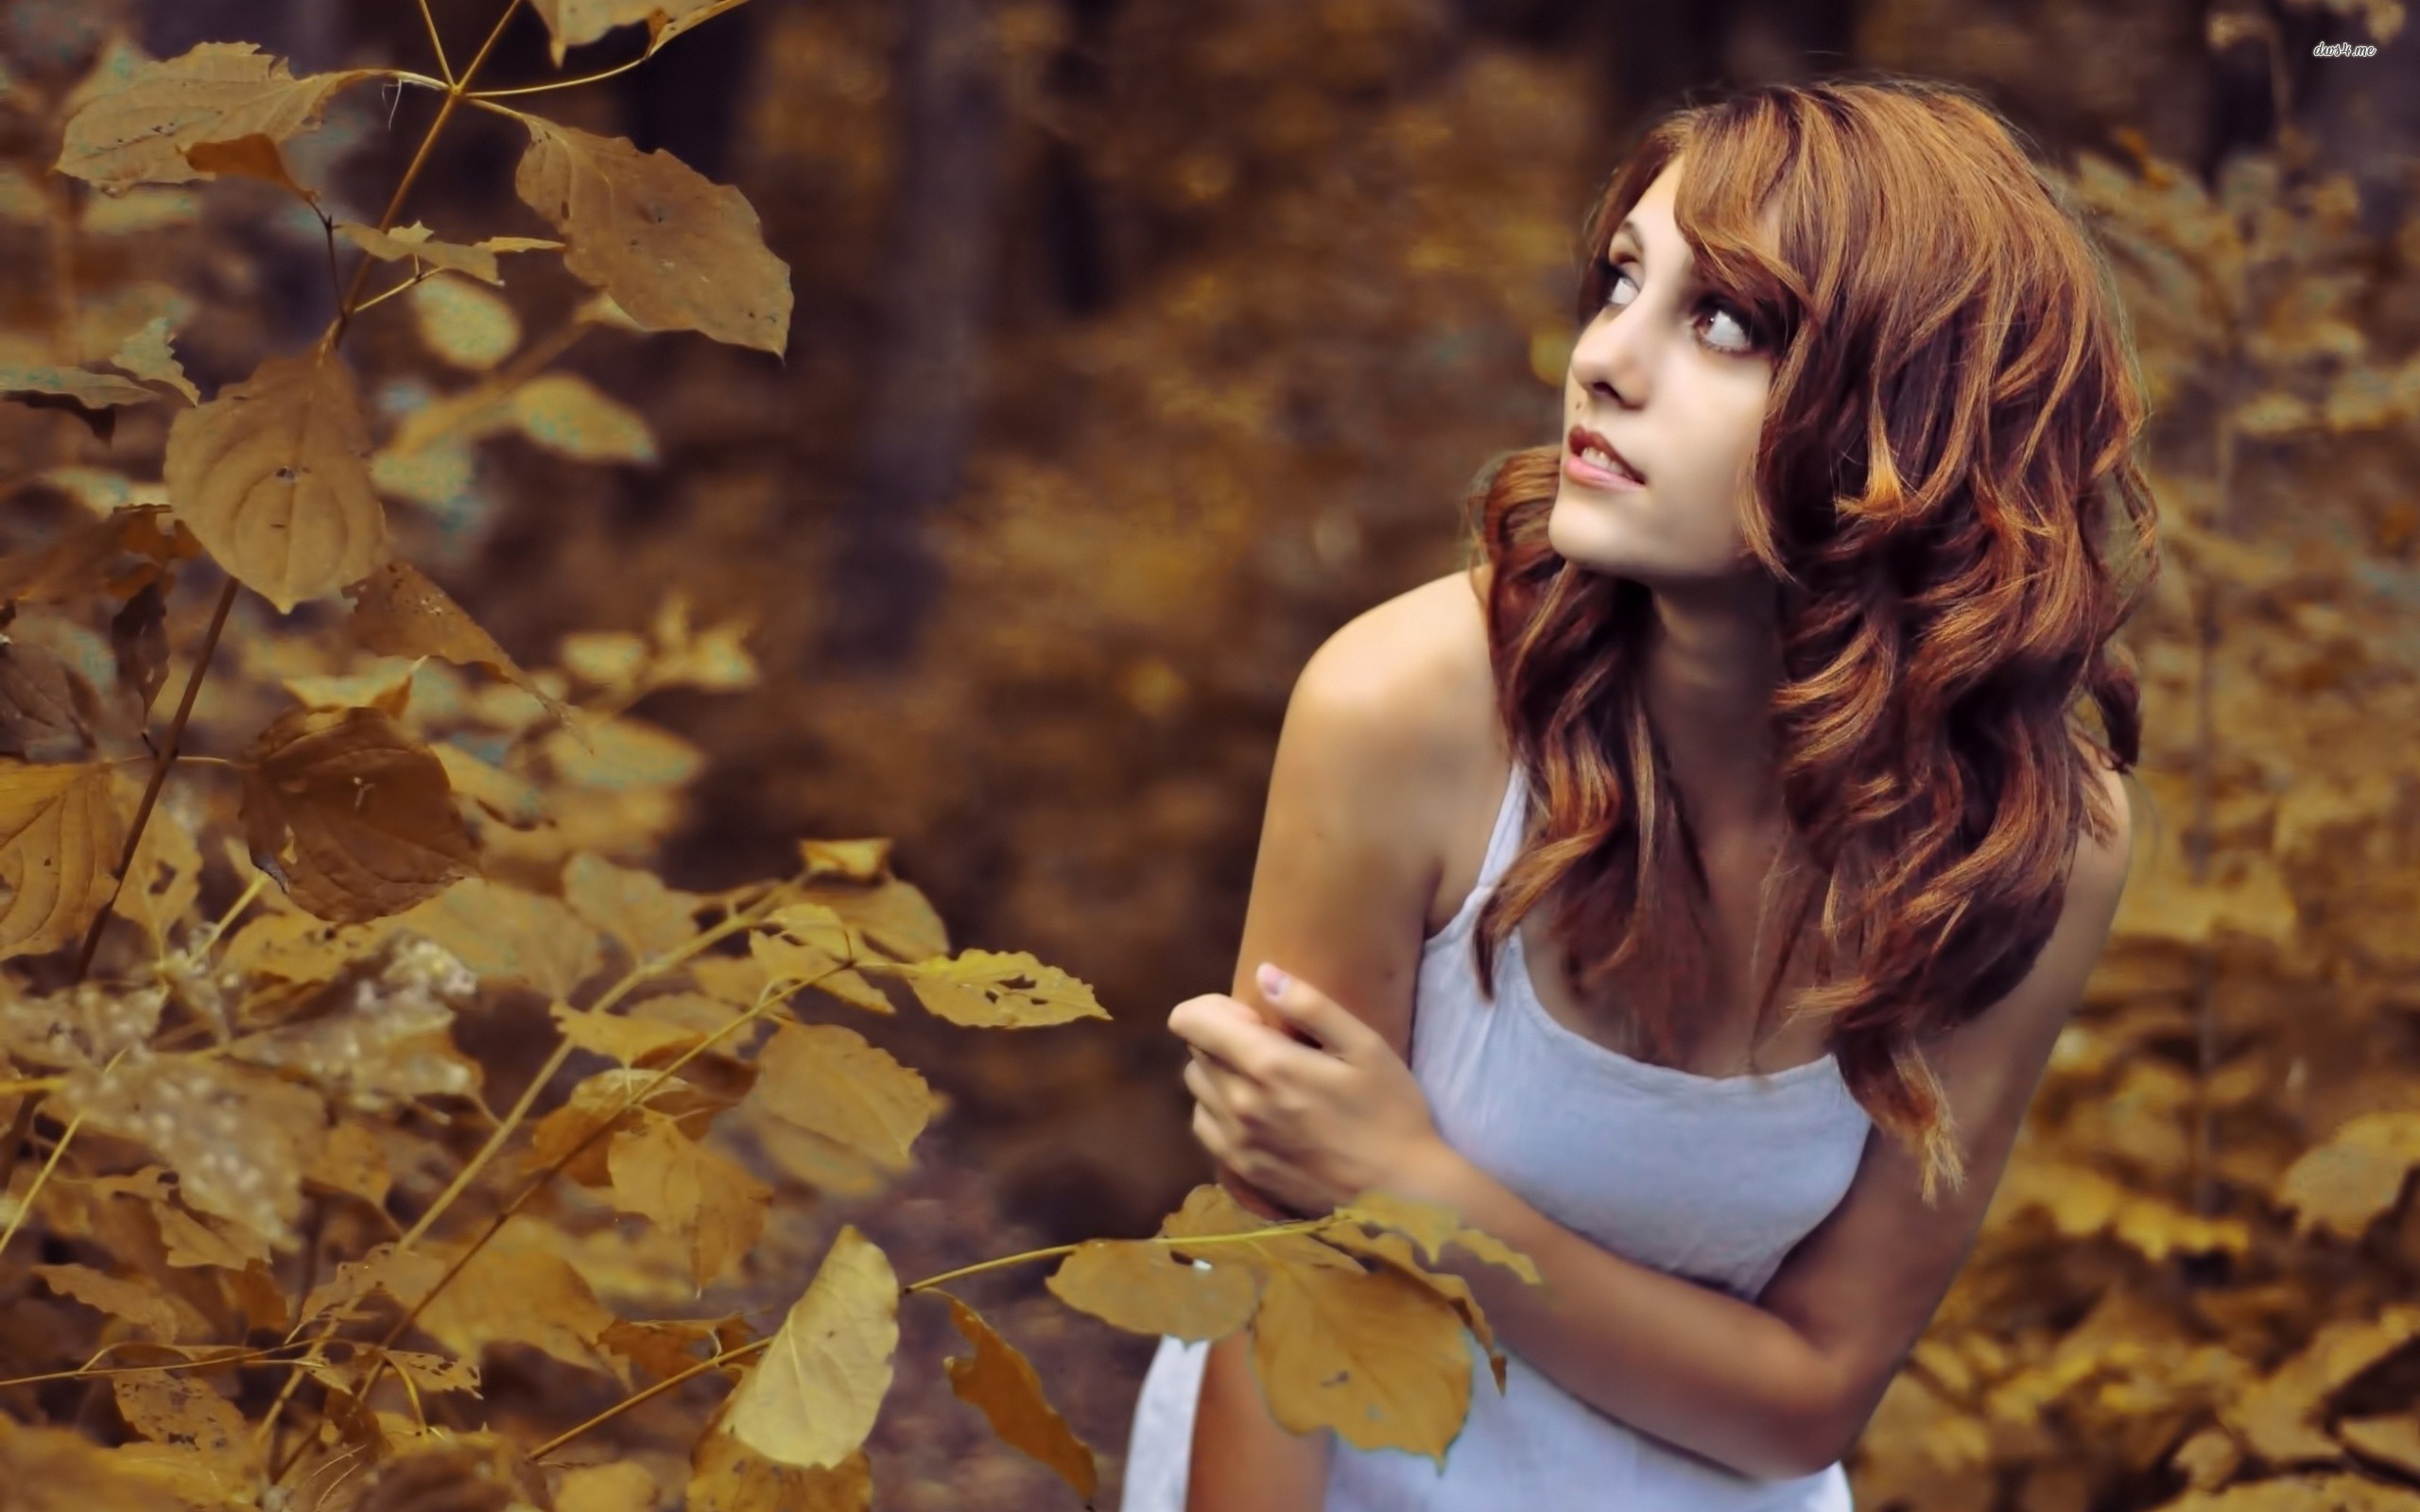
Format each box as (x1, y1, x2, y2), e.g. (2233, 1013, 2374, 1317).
(1599, 260, 1760, 355)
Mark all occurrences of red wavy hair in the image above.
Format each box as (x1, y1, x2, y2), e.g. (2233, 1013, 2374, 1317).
(1460, 76, 2159, 1204)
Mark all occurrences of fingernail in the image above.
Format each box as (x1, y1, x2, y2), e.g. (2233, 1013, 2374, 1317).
(1256, 962, 1289, 998)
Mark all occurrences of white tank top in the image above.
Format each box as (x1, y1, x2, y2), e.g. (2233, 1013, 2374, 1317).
(1117, 758, 1875, 1512)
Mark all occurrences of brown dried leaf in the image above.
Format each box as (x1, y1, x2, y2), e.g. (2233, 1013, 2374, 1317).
(607, 1109, 771, 1288)
(562, 850, 701, 964)
(411, 1228, 621, 1378)
(0, 1415, 187, 1512)
(687, 1429, 870, 1512)
(56, 42, 368, 193)
(297, 1241, 448, 1332)
(531, 1065, 736, 1185)
(57, 1052, 321, 1248)
(2277, 1111, 2420, 1241)
(335, 221, 559, 285)
(552, 1001, 704, 1065)
(304, 1116, 394, 1208)
(239, 703, 481, 923)
(1045, 1239, 1256, 1343)
(107, 317, 198, 404)
(557, 1460, 661, 1512)
(2342, 1417, 2420, 1480)
(164, 344, 389, 614)
(938, 1295, 1098, 1501)
(1251, 1258, 1473, 1462)
(344, 560, 572, 731)
(0, 640, 110, 764)
(0, 754, 120, 953)
(181, 132, 314, 200)
(513, 116, 790, 354)
(0, 503, 194, 607)
(112, 1370, 251, 1471)
(746, 1022, 938, 1172)
(0, 364, 159, 441)
(726, 1225, 897, 1469)
(894, 947, 1108, 1028)
(34, 1263, 186, 1340)
(108, 775, 201, 954)
(528, 0, 751, 63)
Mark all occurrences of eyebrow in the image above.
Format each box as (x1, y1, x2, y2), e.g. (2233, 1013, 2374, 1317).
(1609, 218, 1704, 284)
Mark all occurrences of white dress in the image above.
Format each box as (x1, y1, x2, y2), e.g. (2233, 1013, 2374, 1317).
(1118, 758, 1875, 1511)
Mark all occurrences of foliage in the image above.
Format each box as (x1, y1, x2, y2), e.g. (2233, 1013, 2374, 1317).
(0, 4, 1540, 1506)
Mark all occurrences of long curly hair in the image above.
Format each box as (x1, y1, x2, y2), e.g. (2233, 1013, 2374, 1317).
(1460, 75, 2160, 1205)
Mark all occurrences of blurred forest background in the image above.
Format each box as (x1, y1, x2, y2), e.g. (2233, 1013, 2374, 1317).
(4, 0, 2419, 1506)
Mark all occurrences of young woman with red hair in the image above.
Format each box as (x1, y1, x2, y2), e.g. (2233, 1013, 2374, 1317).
(1118, 72, 2158, 1512)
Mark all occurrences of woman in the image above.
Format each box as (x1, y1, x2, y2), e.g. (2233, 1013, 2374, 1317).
(1119, 74, 2158, 1511)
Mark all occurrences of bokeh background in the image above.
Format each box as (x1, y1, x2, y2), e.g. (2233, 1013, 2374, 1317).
(3, 0, 2418, 1506)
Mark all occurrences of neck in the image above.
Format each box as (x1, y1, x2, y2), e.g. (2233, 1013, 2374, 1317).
(1641, 577, 1787, 839)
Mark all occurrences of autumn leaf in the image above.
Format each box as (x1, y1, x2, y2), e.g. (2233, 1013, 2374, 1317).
(56, 43, 369, 193)
(336, 221, 560, 286)
(34, 1263, 187, 1340)
(750, 927, 895, 1016)
(112, 1371, 251, 1471)
(409, 277, 521, 371)
(510, 373, 658, 463)
(606, 1108, 771, 1288)
(394, 875, 602, 1000)
(1045, 1238, 1257, 1342)
(237, 702, 481, 923)
(688, 1428, 871, 1512)
(0, 759, 124, 962)
(892, 947, 1109, 1028)
(0, 503, 195, 607)
(106, 317, 198, 404)
(513, 116, 791, 354)
(938, 1294, 1098, 1502)
(528, 0, 759, 64)
(1335, 1189, 1543, 1284)
(530, 1065, 737, 1185)
(2276, 1110, 2420, 1241)
(164, 344, 389, 614)
(746, 1022, 940, 1172)
(727, 1225, 898, 1470)
(563, 850, 703, 965)
(2224, 1308, 2420, 1463)
(408, 1228, 622, 1379)
(181, 132, 315, 200)
(0, 363, 160, 440)
(551, 1001, 703, 1065)
(56, 1053, 322, 1248)
(343, 559, 573, 729)
(0, 1416, 188, 1511)
(1321, 1224, 1509, 1394)
(1251, 1258, 1475, 1461)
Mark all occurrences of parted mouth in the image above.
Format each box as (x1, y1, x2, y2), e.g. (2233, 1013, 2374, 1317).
(1566, 425, 1644, 481)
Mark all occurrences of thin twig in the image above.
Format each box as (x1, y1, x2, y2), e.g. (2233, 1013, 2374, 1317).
(471, 49, 652, 99)
(415, 0, 457, 86)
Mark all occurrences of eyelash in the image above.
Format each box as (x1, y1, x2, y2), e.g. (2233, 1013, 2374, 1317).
(1596, 255, 1763, 355)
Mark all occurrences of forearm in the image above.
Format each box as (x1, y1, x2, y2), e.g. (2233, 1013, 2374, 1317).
(1187, 1332, 1329, 1512)
(1391, 1144, 1843, 1479)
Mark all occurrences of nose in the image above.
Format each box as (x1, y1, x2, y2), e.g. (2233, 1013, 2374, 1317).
(1568, 297, 1651, 411)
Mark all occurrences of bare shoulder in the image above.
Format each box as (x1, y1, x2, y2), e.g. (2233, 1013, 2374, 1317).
(1291, 563, 1498, 784)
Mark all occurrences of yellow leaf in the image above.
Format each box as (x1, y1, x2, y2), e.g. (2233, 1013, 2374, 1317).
(105, 317, 197, 404)
(56, 43, 368, 193)
(607, 1109, 771, 1288)
(551, 1001, 703, 1065)
(112, 1371, 251, 1472)
(181, 132, 315, 200)
(409, 1228, 621, 1378)
(895, 947, 1109, 1028)
(0, 1416, 188, 1511)
(1160, 1182, 1358, 1273)
(0, 759, 122, 959)
(1321, 1224, 1509, 1395)
(2342, 1417, 2420, 1480)
(751, 927, 894, 1015)
(237, 703, 480, 923)
(57, 1054, 321, 1248)
(1251, 1258, 1474, 1461)
(335, 221, 559, 286)
(746, 1022, 938, 1171)
(1335, 1189, 1543, 1283)
(514, 116, 791, 354)
(509, 372, 657, 463)
(687, 1428, 870, 1512)
(2277, 1111, 2420, 1240)
(1045, 1238, 1257, 1342)
(562, 850, 702, 964)
(556, 1460, 661, 1512)
(34, 1263, 186, 1340)
(938, 1294, 1098, 1501)
(727, 1226, 898, 1470)
(2150, 1473, 2420, 1510)
(410, 276, 521, 371)
(529, 0, 757, 64)
(530, 1065, 737, 1185)
(396, 876, 602, 1001)
(2224, 1309, 2420, 1464)
(164, 345, 388, 614)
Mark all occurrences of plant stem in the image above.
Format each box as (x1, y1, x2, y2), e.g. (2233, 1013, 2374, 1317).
(70, 574, 241, 986)
(415, 0, 458, 86)
(529, 1337, 770, 1462)
(471, 49, 652, 99)
(0, 1105, 86, 1264)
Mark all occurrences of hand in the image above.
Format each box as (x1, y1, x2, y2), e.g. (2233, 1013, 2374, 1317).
(1169, 962, 1449, 1216)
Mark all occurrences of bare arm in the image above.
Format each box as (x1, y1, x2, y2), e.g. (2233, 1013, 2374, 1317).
(1183, 596, 1471, 1512)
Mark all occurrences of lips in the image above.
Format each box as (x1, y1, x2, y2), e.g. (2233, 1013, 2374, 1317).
(1567, 425, 1644, 482)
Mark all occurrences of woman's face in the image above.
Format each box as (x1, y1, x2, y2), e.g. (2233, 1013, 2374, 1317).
(1549, 159, 1777, 593)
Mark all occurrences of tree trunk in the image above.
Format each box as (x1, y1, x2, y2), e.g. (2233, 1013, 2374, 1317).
(816, 0, 1012, 674)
